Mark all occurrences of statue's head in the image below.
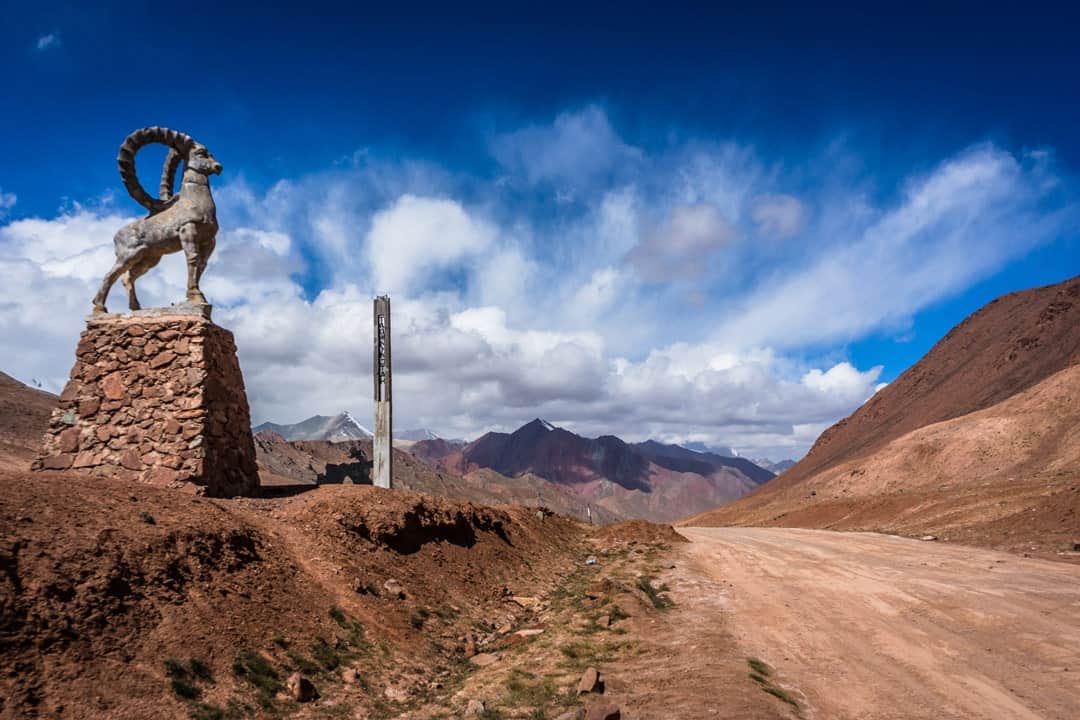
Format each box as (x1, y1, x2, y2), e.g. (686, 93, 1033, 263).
(187, 144, 223, 177)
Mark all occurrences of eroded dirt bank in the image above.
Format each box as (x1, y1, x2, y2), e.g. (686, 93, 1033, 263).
(680, 527, 1080, 720)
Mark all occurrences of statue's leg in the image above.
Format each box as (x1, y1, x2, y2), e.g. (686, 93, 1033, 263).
(92, 259, 131, 314)
(122, 256, 161, 310)
(194, 236, 215, 286)
(179, 224, 208, 305)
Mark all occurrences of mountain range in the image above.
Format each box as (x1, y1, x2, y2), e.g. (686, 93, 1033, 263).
(408, 418, 775, 522)
(253, 412, 449, 444)
(687, 273, 1080, 555)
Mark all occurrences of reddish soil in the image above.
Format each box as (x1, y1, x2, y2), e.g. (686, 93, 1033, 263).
(0, 470, 586, 719)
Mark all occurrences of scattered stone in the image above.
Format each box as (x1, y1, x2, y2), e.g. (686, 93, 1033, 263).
(383, 579, 405, 599)
(512, 595, 540, 609)
(596, 615, 611, 628)
(577, 667, 604, 695)
(583, 700, 620, 720)
(920, 535, 938, 542)
(469, 652, 500, 667)
(586, 556, 599, 566)
(554, 711, 584, 720)
(341, 668, 358, 684)
(465, 699, 486, 717)
(514, 628, 545, 637)
(286, 672, 318, 702)
(383, 685, 409, 702)
(496, 621, 514, 635)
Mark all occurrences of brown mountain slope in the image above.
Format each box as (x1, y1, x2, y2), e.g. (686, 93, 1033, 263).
(0, 371, 53, 467)
(774, 274, 1080, 493)
(685, 275, 1080, 556)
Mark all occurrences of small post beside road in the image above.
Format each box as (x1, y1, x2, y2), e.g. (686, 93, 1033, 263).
(373, 295, 392, 489)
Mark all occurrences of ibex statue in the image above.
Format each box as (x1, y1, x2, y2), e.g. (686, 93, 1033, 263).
(93, 127, 223, 314)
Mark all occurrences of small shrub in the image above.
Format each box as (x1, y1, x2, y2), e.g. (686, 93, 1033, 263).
(232, 650, 281, 696)
(329, 606, 347, 625)
(311, 637, 341, 670)
(607, 605, 630, 622)
(164, 658, 187, 678)
(749, 672, 768, 684)
(763, 685, 799, 708)
(140, 511, 156, 525)
(189, 658, 213, 683)
(170, 677, 201, 700)
(636, 576, 674, 609)
(286, 650, 321, 675)
(747, 658, 771, 677)
(188, 704, 226, 720)
(272, 633, 288, 648)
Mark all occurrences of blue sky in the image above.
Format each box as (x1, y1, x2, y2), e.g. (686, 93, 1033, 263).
(2, 3, 1078, 458)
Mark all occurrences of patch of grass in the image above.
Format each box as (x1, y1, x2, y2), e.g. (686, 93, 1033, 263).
(606, 605, 630, 622)
(747, 658, 771, 677)
(286, 650, 321, 676)
(558, 638, 634, 670)
(272, 633, 288, 648)
(311, 637, 341, 670)
(140, 511, 156, 525)
(232, 650, 282, 697)
(636, 575, 674, 609)
(763, 685, 799, 708)
(329, 606, 347, 625)
(504, 668, 559, 708)
(749, 672, 768, 684)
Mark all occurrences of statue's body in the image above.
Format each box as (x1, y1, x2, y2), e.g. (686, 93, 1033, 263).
(93, 127, 222, 314)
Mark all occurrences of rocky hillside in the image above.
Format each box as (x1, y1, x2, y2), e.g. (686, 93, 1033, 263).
(0, 371, 53, 468)
(686, 274, 1080, 556)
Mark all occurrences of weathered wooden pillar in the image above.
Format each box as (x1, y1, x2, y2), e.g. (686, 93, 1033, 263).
(373, 295, 392, 489)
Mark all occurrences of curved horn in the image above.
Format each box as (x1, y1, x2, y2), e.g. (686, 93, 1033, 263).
(159, 147, 185, 202)
(117, 127, 196, 213)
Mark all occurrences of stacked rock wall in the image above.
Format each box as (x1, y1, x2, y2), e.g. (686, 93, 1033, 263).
(34, 311, 259, 497)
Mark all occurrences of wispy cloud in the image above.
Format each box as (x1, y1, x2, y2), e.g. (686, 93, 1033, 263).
(35, 33, 61, 51)
(0, 109, 1074, 459)
(0, 189, 15, 218)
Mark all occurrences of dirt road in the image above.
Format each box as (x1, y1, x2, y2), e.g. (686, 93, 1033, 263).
(680, 527, 1080, 720)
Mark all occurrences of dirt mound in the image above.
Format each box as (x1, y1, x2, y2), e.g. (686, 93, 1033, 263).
(592, 519, 689, 545)
(687, 275, 1080, 557)
(1, 471, 585, 719)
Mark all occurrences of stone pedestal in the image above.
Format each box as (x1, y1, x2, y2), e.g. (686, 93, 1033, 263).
(33, 307, 259, 497)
